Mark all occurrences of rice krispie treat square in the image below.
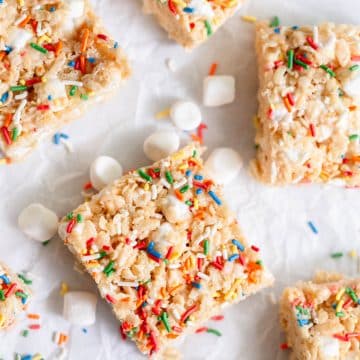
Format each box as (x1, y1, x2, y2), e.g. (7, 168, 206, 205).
(252, 22, 360, 186)
(280, 273, 360, 359)
(0, 262, 31, 330)
(59, 143, 274, 356)
(0, 0, 130, 163)
(143, 0, 244, 49)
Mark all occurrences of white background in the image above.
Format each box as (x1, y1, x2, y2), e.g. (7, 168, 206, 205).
(1, 0, 360, 359)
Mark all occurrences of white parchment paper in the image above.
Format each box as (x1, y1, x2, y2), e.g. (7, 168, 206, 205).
(1, 0, 360, 359)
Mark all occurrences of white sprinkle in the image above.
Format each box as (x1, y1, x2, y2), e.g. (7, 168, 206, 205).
(14, 91, 28, 100)
(129, 230, 138, 241)
(129, 240, 137, 247)
(313, 25, 319, 46)
(14, 13, 28, 26)
(222, 249, 228, 260)
(171, 308, 180, 320)
(81, 253, 102, 262)
(62, 80, 84, 87)
(173, 178, 187, 189)
(151, 184, 158, 200)
(60, 138, 74, 153)
(215, 250, 222, 257)
(116, 281, 139, 287)
(197, 272, 209, 281)
(13, 99, 27, 124)
(168, 263, 181, 269)
(197, 253, 206, 259)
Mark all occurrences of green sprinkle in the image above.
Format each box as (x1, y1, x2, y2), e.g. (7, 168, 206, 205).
(206, 328, 222, 337)
(76, 213, 83, 223)
(331, 252, 343, 259)
(165, 171, 174, 184)
(203, 239, 209, 256)
(185, 200, 193, 206)
(192, 150, 197, 157)
(142, 279, 151, 285)
(10, 85, 27, 92)
(18, 274, 32, 285)
(338, 88, 344, 97)
(180, 184, 190, 193)
(15, 291, 28, 299)
(126, 326, 138, 338)
(346, 287, 358, 303)
(336, 311, 345, 317)
(154, 168, 160, 173)
(269, 16, 280, 28)
(160, 312, 171, 332)
(137, 169, 152, 182)
(256, 260, 263, 266)
(163, 259, 169, 265)
(320, 64, 335, 77)
(103, 261, 115, 276)
(349, 64, 360, 71)
(42, 240, 50, 246)
(204, 20, 212, 36)
(80, 93, 89, 100)
(349, 134, 359, 141)
(294, 58, 308, 69)
(11, 127, 19, 141)
(287, 49, 294, 70)
(22, 329, 29, 337)
(30, 42, 48, 54)
(99, 251, 107, 259)
(0, 290, 5, 301)
(69, 85, 78, 96)
(66, 212, 74, 220)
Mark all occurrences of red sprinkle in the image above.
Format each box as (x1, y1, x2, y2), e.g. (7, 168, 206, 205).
(211, 261, 223, 270)
(29, 324, 41, 330)
(286, 93, 295, 106)
(333, 334, 349, 342)
(66, 219, 76, 233)
(168, 0, 177, 14)
(165, 246, 174, 260)
(25, 77, 42, 86)
(274, 60, 284, 69)
(102, 245, 111, 251)
(309, 123, 316, 137)
(37, 104, 50, 111)
(351, 55, 360, 61)
(195, 327, 208, 333)
(86, 237, 95, 248)
(197, 257, 203, 271)
(189, 22, 195, 30)
(238, 253, 246, 266)
(83, 181, 92, 190)
(197, 123, 208, 144)
(306, 36, 318, 50)
(149, 330, 159, 353)
(211, 315, 224, 321)
(180, 304, 199, 323)
(172, 326, 183, 333)
(208, 62, 218, 76)
(296, 54, 313, 66)
(133, 241, 147, 250)
(5, 283, 17, 297)
(147, 253, 161, 263)
(267, 107, 274, 120)
(97, 33, 108, 41)
(280, 343, 289, 350)
(1, 126, 12, 145)
(105, 294, 116, 304)
(119, 324, 127, 340)
(251, 245, 260, 252)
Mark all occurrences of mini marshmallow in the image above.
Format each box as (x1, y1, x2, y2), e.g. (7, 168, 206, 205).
(7, 28, 33, 50)
(143, 131, 180, 161)
(203, 75, 236, 107)
(65, 0, 85, 18)
(161, 195, 191, 223)
(204, 148, 243, 184)
(90, 156, 123, 191)
(319, 336, 339, 358)
(342, 72, 360, 98)
(63, 291, 97, 326)
(18, 203, 58, 242)
(170, 101, 202, 131)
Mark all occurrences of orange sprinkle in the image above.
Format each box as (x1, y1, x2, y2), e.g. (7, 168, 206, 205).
(80, 28, 90, 53)
(4, 114, 13, 128)
(54, 40, 63, 57)
(349, 105, 357, 111)
(27, 313, 40, 320)
(169, 284, 182, 295)
(0, 51, 6, 61)
(208, 62, 218, 76)
(160, 287, 167, 298)
(18, 15, 31, 28)
(79, 54, 86, 74)
(175, 189, 183, 201)
(283, 96, 292, 112)
(191, 134, 202, 143)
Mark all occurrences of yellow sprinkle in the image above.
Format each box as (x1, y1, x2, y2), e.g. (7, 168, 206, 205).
(0, 314, 4, 327)
(349, 250, 357, 259)
(178, 163, 188, 171)
(336, 287, 345, 302)
(19, 79, 25, 85)
(193, 197, 199, 210)
(242, 15, 257, 23)
(189, 254, 195, 269)
(17, 0, 24, 6)
(170, 251, 180, 260)
(38, 35, 51, 45)
(171, 150, 185, 161)
(0, 158, 8, 165)
(144, 183, 150, 191)
(32, 354, 43, 360)
(60, 282, 69, 296)
(155, 108, 170, 120)
(320, 172, 329, 181)
(88, 91, 95, 96)
(212, 292, 220, 298)
(231, 245, 238, 253)
(336, 299, 344, 313)
(225, 279, 241, 300)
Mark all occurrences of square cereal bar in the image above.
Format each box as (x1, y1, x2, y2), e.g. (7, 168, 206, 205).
(280, 273, 360, 359)
(143, 0, 244, 49)
(0, 262, 31, 330)
(252, 22, 360, 186)
(0, 0, 130, 163)
(59, 143, 274, 356)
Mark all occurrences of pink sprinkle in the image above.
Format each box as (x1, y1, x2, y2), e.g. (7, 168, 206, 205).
(29, 324, 41, 330)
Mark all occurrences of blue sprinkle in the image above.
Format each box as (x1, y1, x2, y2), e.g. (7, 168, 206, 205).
(147, 241, 162, 259)
(195, 188, 203, 195)
(274, 27, 281, 34)
(1, 92, 9, 103)
(191, 282, 201, 289)
(147, 241, 155, 251)
(53, 133, 61, 145)
(21, 297, 27, 304)
(49, 6, 56, 11)
(113, 41, 119, 49)
(82, 328, 88, 333)
(87, 57, 96, 64)
(141, 301, 148, 307)
(307, 221, 318, 234)
(332, 303, 337, 309)
(228, 254, 239, 262)
(0, 0, 3, 4)
(0, 274, 10, 284)
(194, 174, 203, 180)
(47, 95, 53, 101)
(185, 170, 192, 177)
(208, 190, 222, 205)
(68, 60, 75, 67)
(297, 319, 309, 327)
(21, 356, 32, 360)
(5, 45, 12, 54)
(183, 7, 194, 13)
(292, 25, 299, 30)
(232, 239, 245, 252)
(59, 133, 69, 139)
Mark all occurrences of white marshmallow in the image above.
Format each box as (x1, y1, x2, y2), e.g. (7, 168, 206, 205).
(7, 28, 33, 50)
(161, 195, 191, 224)
(170, 101, 202, 131)
(90, 156, 123, 191)
(204, 148, 242, 184)
(18, 203, 58, 242)
(143, 131, 180, 161)
(342, 72, 360, 98)
(188, 0, 214, 18)
(203, 75, 235, 107)
(63, 291, 97, 326)
(65, 0, 85, 18)
(319, 336, 339, 358)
